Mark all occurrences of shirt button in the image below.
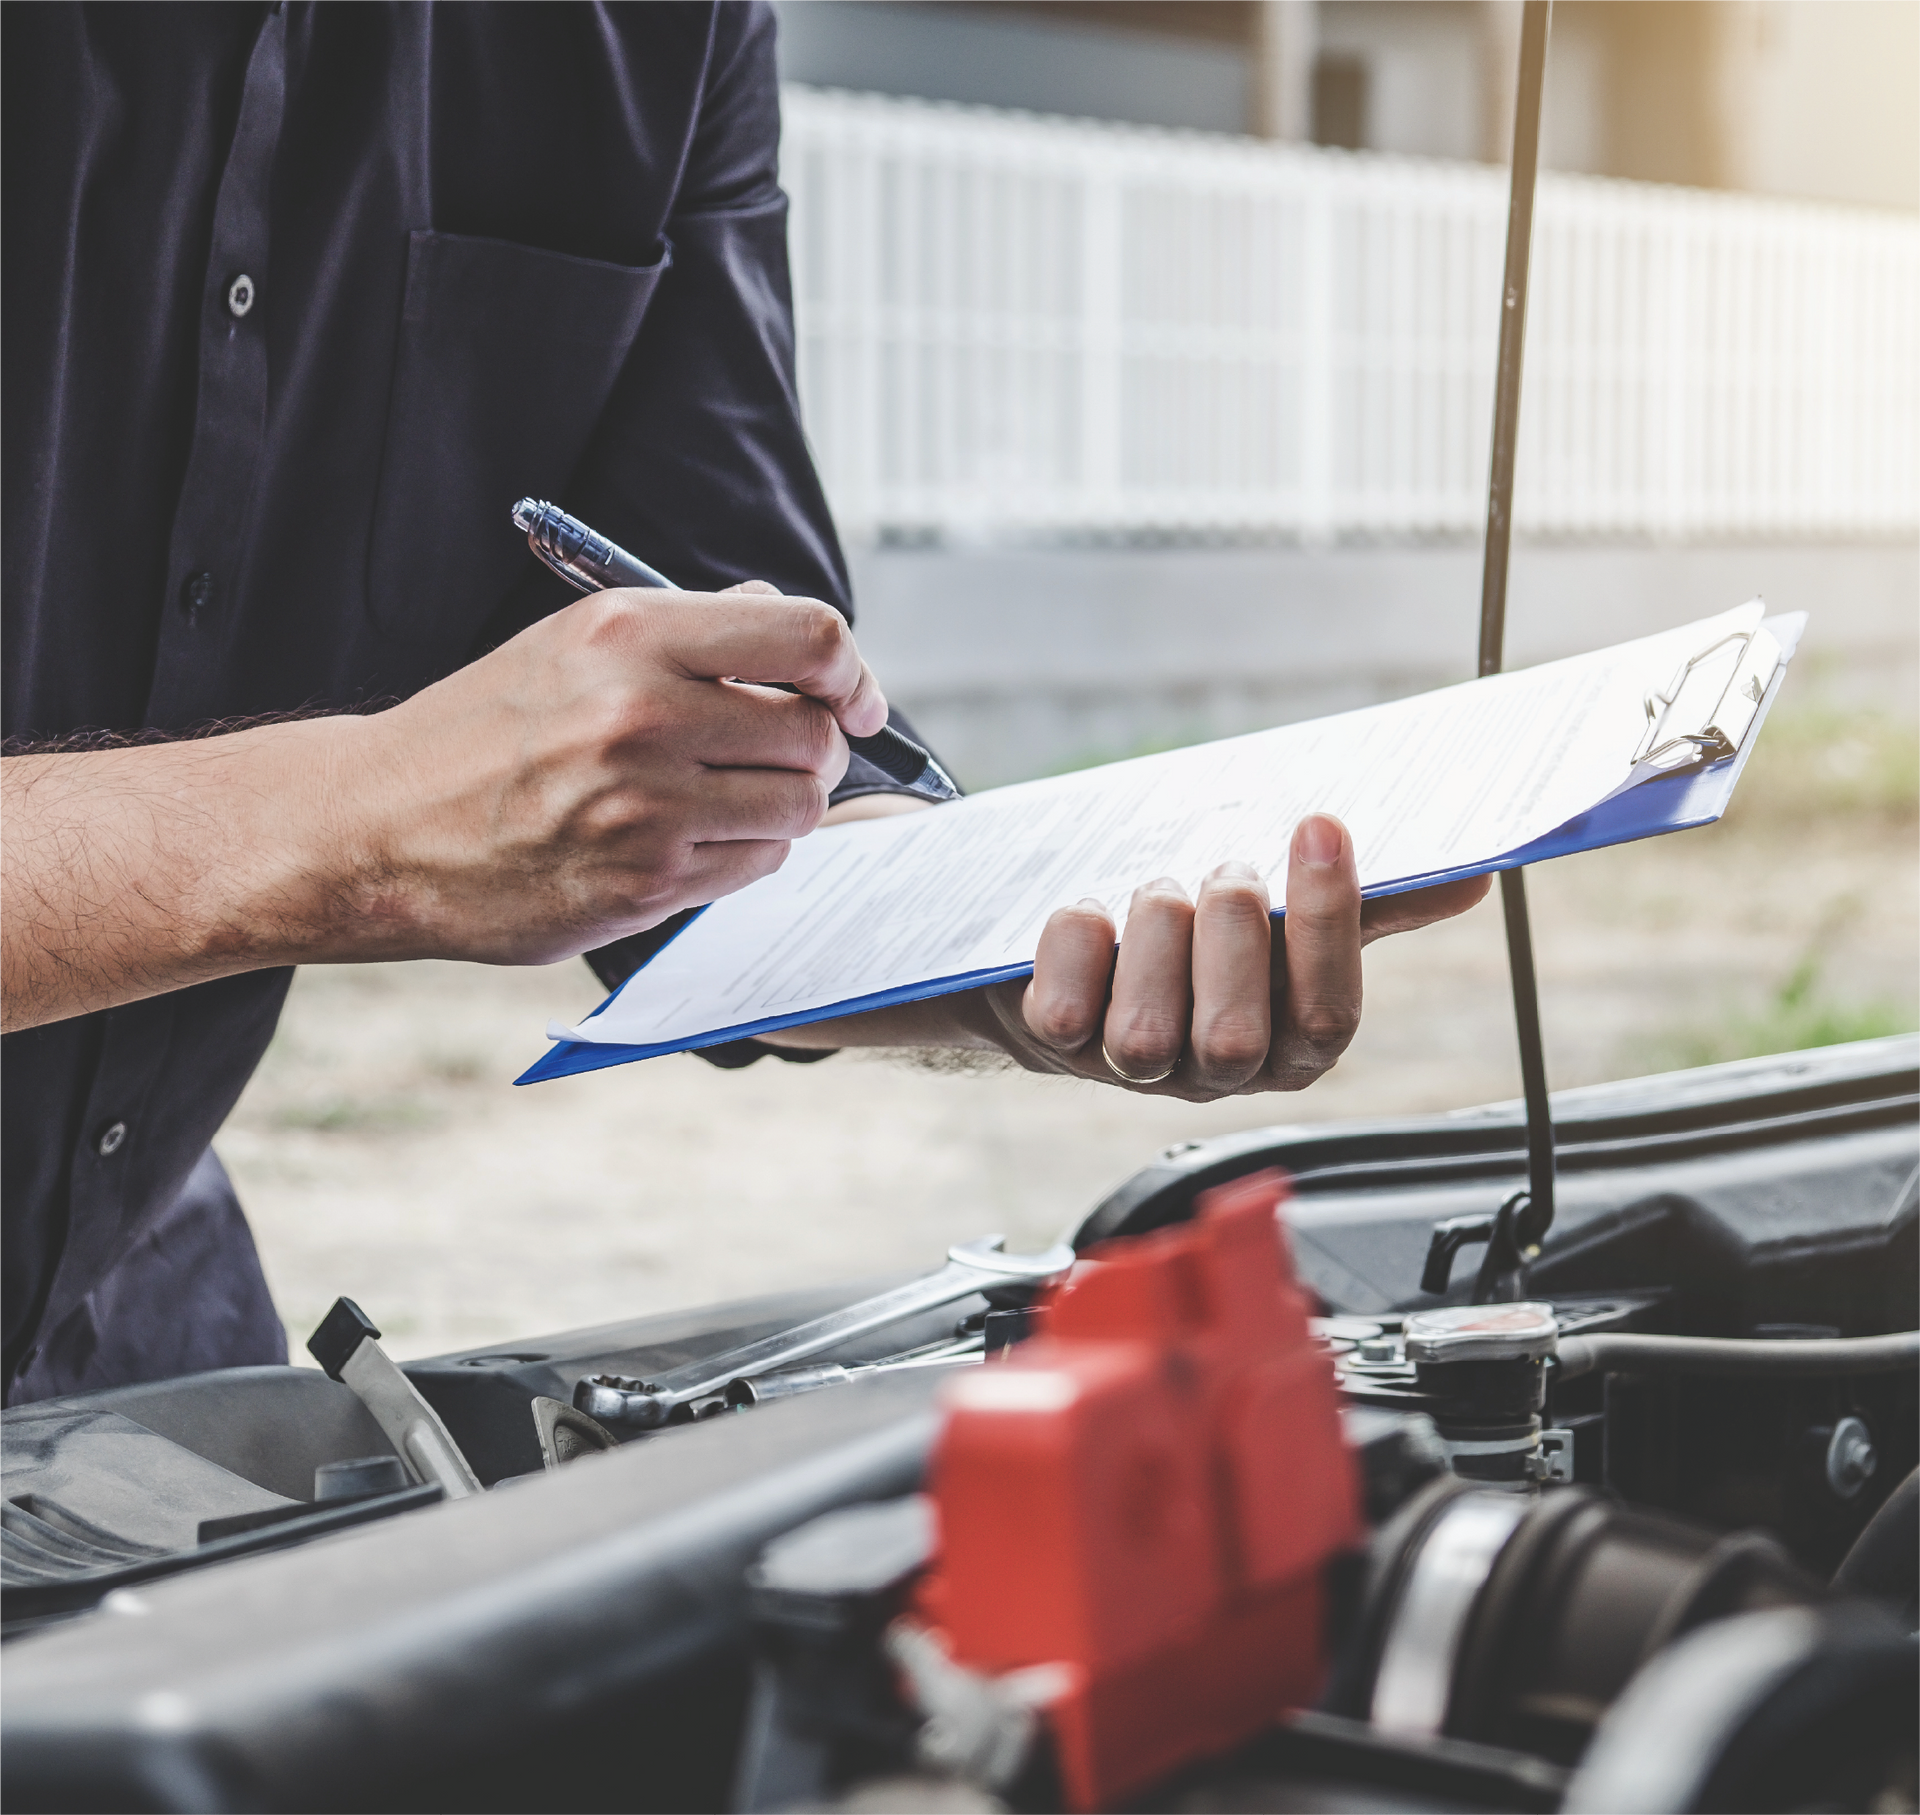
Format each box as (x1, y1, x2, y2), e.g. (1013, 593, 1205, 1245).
(96, 1121, 128, 1158)
(226, 273, 257, 318)
(180, 571, 215, 623)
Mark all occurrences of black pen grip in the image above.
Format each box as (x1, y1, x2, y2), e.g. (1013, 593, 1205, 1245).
(847, 725, 934, 788)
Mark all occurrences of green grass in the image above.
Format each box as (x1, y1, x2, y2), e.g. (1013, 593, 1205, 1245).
(1664, 949, 1917, 1069)
(1663, 697, 1917, 1064)
(1717, 701, 1920, 831)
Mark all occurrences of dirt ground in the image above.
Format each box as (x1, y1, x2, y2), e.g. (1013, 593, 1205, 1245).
(220, 708, 1918, 1362)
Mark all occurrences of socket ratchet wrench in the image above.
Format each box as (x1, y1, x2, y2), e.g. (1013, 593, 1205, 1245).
(573, 1235, 1075, 1430)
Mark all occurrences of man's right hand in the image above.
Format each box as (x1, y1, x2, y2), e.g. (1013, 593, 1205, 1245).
(333, 587, 885, 964)
(0, 587, 883, 1031)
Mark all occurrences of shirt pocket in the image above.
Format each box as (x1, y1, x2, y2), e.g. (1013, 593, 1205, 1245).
(365, 230, 669, 647)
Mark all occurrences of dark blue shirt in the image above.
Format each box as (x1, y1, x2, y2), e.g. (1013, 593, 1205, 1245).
(2, 3, 905, 1402)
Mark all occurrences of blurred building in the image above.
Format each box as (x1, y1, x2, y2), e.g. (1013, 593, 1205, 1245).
(774, 1, 1919, 210)
(770, 3, 1918, 783)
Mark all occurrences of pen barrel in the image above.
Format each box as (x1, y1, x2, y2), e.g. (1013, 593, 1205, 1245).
(570, 542, 677, 593)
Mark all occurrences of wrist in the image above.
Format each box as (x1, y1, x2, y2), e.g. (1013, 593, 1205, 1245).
(2, 715, 412, 1032)
(199, 713, 412, 968)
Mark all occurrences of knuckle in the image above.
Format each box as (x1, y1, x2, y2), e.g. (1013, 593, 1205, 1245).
(1268, 1061, 1326, 1095)
(581, 682, 654, 750)
(1134, 876, 1192, 911)
(607, 869, 689, 932)
(725, 840, 790, 889)
(799, 701, 841, 770)
(578, 589, 641, 648)
(1043, 905, 1115, 962)
(1205, 880, 1272, 929)
(1292, 894, 1357, 932)
(653, 842, 696, 890)
(794, 774, 831, 832)
(1105, 1005, 1184, 1067)
(628, 873, 689, 924)
(1193, 1010, 1269, 1077)
(1028, 993, 1096, 1052)
(1293, 997, 1360, 1052)
(755, 839, 793, 880)
(796, 601, 850, 666)
(577, 791, 637, 844)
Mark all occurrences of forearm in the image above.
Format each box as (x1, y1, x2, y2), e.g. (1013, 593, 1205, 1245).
(1, 719, 382, 1032)
(3, 587, 893, 1035)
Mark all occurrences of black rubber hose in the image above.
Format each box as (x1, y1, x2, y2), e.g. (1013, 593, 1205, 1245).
(1832, 1465, 1919, 1617)
(1555, 1329, 1920, 1380)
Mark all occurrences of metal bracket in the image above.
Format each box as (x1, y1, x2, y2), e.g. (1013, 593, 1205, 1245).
(307, 1298, 482, 1499)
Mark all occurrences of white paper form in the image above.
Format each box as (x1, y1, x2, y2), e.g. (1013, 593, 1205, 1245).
(550, 604, 1767, 1055)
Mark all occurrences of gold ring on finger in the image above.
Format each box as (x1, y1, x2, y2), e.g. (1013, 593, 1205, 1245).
(1101, 1043, 1179, 1086)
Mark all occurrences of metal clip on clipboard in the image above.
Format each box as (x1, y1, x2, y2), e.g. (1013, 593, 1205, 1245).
(1631, 618, 1783, 773)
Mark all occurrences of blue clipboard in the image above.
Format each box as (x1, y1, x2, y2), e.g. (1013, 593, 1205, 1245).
(520, 617, 1798, 1085)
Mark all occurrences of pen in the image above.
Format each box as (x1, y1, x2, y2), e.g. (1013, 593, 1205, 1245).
(512, 498, 961, 802)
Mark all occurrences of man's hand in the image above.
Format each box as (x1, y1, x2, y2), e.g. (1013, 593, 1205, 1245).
(771, 811, 1489, 1101)
(988, 815, 1488, 1099)
(332, 587, 882, 963)
(2, 587, 881, 1031)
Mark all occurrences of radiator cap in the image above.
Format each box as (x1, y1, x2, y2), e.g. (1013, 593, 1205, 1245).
(1404, 1302, 1558, 1364)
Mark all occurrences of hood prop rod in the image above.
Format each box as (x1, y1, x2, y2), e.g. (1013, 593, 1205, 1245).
(1473, 0, 1556, 1301)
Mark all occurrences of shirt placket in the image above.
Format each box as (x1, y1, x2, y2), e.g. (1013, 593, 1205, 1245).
(145, 3, 287, 731)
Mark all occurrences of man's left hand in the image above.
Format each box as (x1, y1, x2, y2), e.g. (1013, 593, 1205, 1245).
(775, 805, 1489, 1101)
(978, 812, 1488, 1099)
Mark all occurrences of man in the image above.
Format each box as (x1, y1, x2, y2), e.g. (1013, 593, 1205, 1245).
(1, 5, 1484, 1404)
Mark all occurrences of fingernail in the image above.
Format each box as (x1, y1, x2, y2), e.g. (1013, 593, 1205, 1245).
(1214, 860, 1259, 882)
(1076, 897, 1107, 913)
(1295, 815, 1342, 867)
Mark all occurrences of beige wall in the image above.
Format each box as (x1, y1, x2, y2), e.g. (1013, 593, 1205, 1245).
(1532, 0, 1917, 209)
(1714, 1, 1920, 211)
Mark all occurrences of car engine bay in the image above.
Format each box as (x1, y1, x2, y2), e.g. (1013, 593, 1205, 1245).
(3, 1035, 1915, 1813)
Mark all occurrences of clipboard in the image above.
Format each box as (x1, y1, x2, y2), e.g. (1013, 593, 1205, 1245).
(521, 611, 1801, 1085)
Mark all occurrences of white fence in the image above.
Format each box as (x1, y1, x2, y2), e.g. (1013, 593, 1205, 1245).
(780, 86, 1920, 544)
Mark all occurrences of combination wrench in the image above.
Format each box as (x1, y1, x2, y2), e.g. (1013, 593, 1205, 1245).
(573, 1235, 1075, 1430)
